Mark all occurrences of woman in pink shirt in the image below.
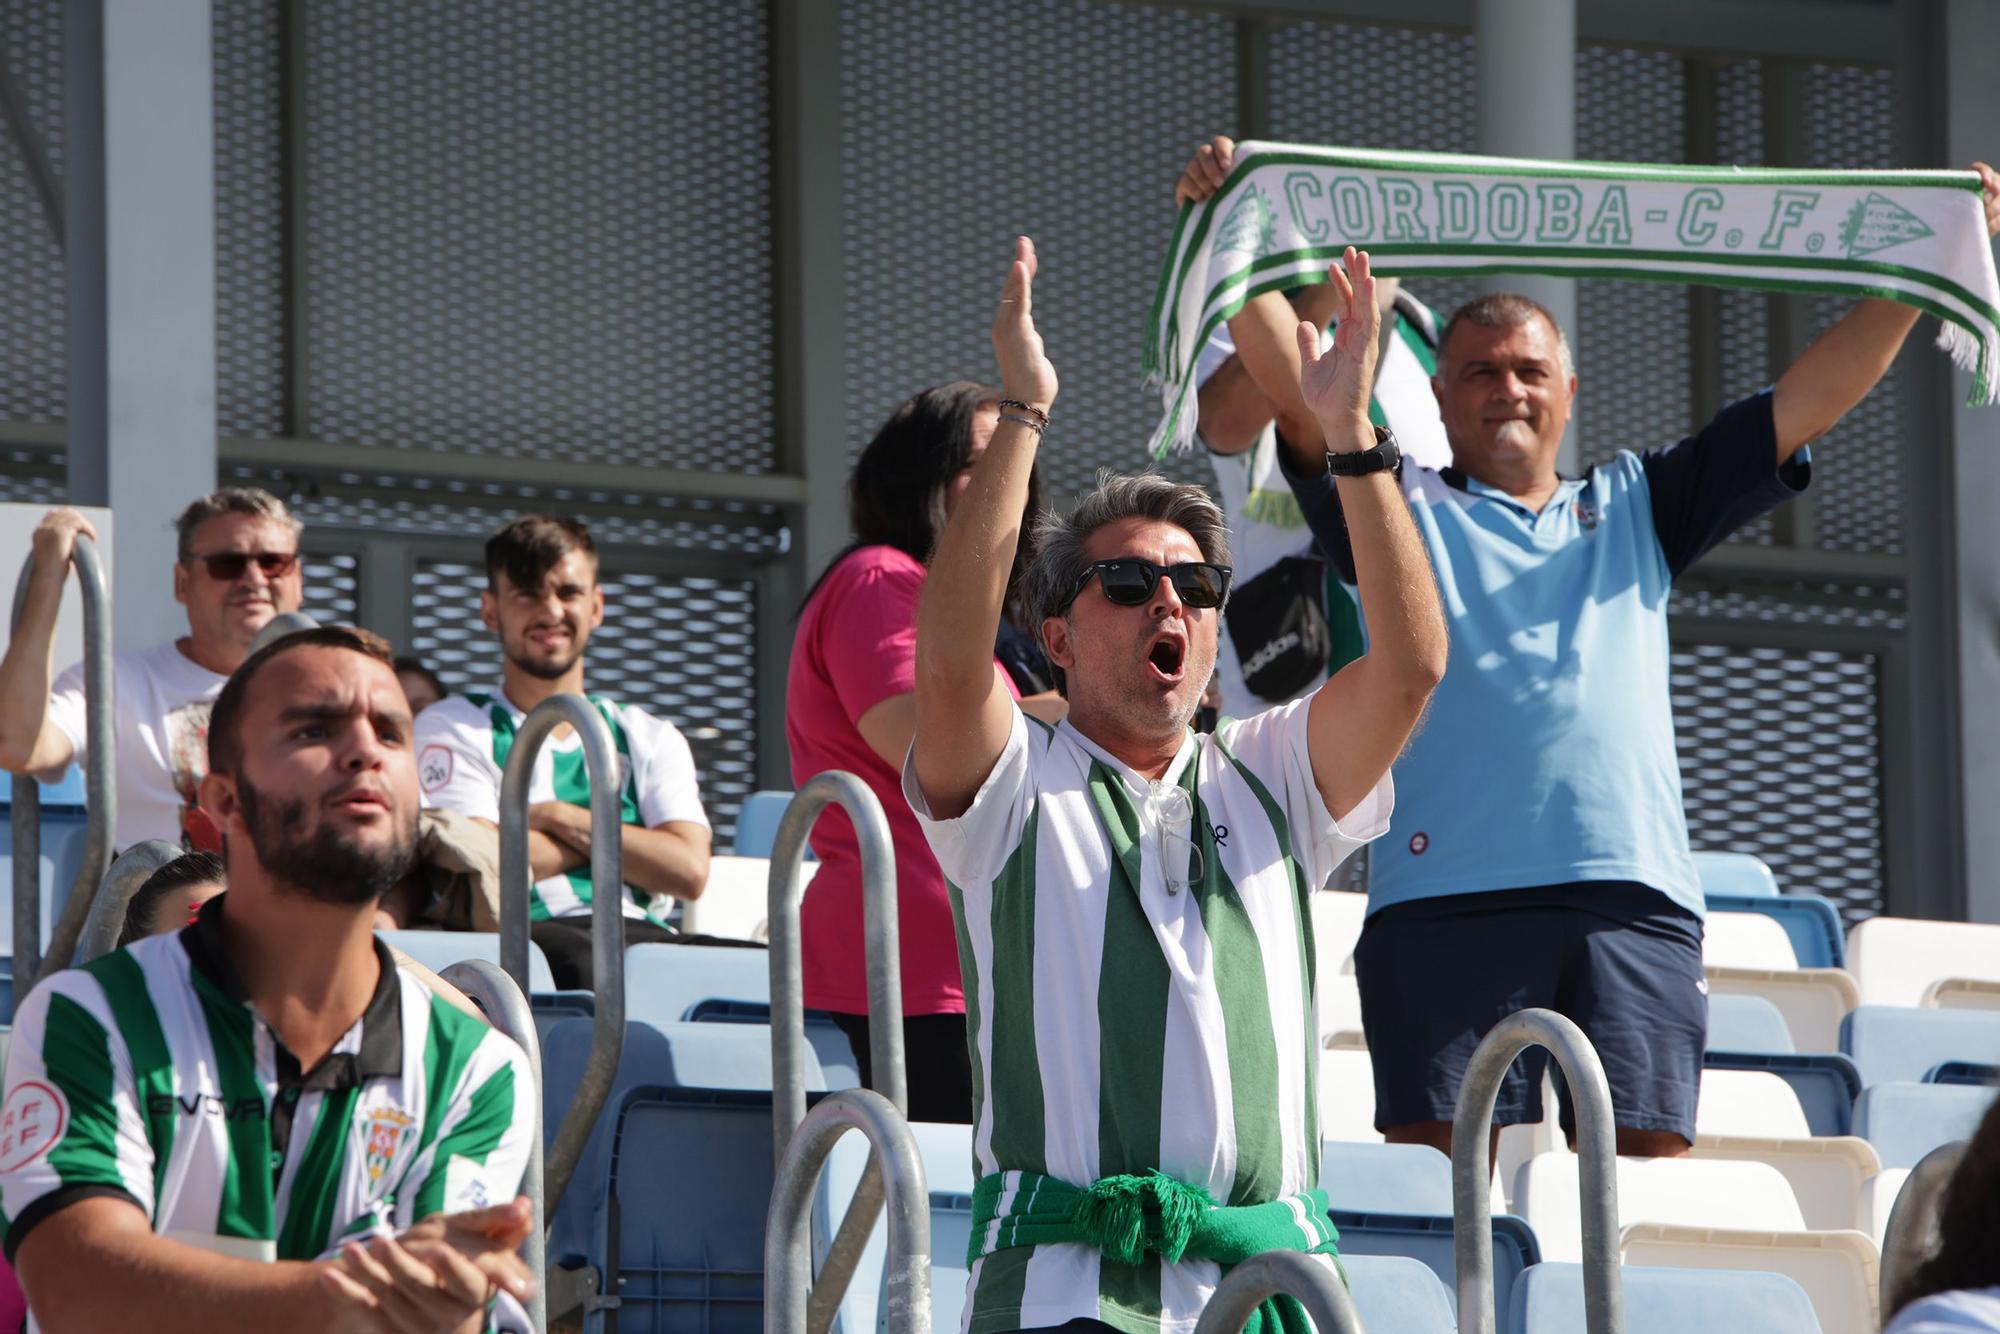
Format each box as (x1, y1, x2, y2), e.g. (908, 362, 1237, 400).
(786, 382, 1059, 1122)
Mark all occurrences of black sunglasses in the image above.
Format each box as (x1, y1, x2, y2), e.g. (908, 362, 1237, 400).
(1060, 559, 1232, 612)
(184, 551, 300, 581)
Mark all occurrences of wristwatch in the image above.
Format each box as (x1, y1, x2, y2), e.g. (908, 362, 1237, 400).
(1326, 424, 1402, 478)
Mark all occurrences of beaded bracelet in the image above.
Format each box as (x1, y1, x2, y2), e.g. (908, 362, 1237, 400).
(998, 398, 1051, 428)
(998, 411, 1046, 435)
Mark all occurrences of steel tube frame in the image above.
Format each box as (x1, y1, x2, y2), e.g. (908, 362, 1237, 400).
(1451, 1008, 1623, 1334)
(496, 694, 625, 1212)
(10, 536, 115, 992)
(1191, 1250, 1364, 1334)
(765, 1088, 930, 1334)
(1878, 1139, 1966, 1323)
(75, 840, 180, 964)
(441, 959, 548, 1334)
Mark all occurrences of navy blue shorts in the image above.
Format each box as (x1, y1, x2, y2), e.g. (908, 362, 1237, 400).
(1350, 883, 1707, 1142)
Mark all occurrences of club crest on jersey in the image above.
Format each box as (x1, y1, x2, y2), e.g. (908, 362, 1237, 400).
(0, 1081, 68, 1173)
(363, 1107, 416, 1186)
(419, 745, 454, 793)
(1575, 496, 1602, 532)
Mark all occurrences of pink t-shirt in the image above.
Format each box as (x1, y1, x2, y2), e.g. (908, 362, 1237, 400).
(786, 545, 1017, 1016)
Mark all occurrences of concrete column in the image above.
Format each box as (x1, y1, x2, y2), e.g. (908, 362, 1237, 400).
(64, 0, 218, 652)
(1476, 0, 1579, 472)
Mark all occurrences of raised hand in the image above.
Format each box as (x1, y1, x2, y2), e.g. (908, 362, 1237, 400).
(1175, 136, 1235, 208)
(991, 236, 1057, 413)
(1972, 161, 2000, 239)
(1296, 247, 1382, 440)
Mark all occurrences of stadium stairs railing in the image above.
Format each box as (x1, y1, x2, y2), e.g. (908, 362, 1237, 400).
(1194, 1249, 1365, 1334)
(74, 839, 180, 963)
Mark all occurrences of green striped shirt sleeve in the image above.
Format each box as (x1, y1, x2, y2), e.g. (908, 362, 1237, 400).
(404, 1010, 534, 1223)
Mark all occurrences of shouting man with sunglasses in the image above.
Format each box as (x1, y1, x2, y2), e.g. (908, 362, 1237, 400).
(907, 238, 1444, 1334)
(0, 488, 307, 850)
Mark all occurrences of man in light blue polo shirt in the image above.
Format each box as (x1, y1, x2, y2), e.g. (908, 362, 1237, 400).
(1201, 152, 2000, 1158)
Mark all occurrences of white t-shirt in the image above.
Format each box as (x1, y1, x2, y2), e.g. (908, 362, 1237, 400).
(42, 641, 228, 849)
(1195, 295, 1452, 721)
(1888, 1289, 2000, 1333)
(413, 688, 709, 922)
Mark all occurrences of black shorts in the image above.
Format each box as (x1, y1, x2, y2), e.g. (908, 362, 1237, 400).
(1351, 883, 1707, 1142)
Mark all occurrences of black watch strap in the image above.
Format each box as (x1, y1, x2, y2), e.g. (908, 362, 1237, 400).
(1326, 424, 1402, 477)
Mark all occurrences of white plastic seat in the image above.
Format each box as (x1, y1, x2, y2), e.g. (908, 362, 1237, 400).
(377, 929, 557, 993)
(1311, 891, 1367, 977)
(1619, 1223, 1879, 1334)
(1692, 851, 1782, 898)
(1513, 1151, 1804, 1264)
(1320, 971, 1364, 1045)
(1319, 1046, 1382, 1144)
(1924, 976, 2000, 1010)
(1695, 1069, 1812, 1139)
(1860, 1167, 1910, 1247)
(676, 854, 819, 941)
(1848, 916, 2000, 1007)
(1703, 912, 1800, 971)
(1690, 1133, 1882, 1232)
(1706, 965, 1859, 1053)
(820, 1120, 974, 1334)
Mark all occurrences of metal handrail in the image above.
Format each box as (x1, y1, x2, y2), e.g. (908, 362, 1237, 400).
(765, 1088, 930, 1334)
(10, 535, 115, 990)
(1192, 1250, 1365, 1334)
(441, 959, 548, 1334)
(1878, 1138, 1967, 1322)
(1452, 1008, 1623, 1334)
(767, 771, 903, 1334)
(496, 694, 625, 1213)
(75, 839, 180, 963)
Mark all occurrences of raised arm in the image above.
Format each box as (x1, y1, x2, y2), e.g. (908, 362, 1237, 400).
(1773, 161, 2000, 459)
(1298, 250, 1447, 820)
(0, 508, 92, 775)
(912, 238, 1057, 818)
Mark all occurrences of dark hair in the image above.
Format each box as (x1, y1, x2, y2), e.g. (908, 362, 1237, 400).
(485, 514, 598, 594)
(174, 487, 302, 562)
(393, 656, 446, 697)
(208, 625, 397, 778)
(117, 851, 225, 948)
(1889, 1091, 2000, 1316)
(800, 382, 1045, 611)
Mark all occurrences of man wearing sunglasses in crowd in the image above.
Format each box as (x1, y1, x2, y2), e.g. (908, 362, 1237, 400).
(905, 238, 1443, 1334)
(0, 488, 308, 850)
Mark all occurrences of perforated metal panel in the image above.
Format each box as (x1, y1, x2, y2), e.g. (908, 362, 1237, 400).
(296, 1, 774, 472)
(212, 0, 287, 437)
(0, 0, 66, 428)
(1670, 642, 1884, 922)
(840, 0, 1234, 499)
(1266, 19, 1486, 337)
(405, 560, 759, 841)
(298, 550, 361, 625)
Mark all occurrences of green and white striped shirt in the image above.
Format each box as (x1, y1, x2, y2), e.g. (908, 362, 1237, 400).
(0, 900, 534, 1330)
(905, 699, 1391, 1334)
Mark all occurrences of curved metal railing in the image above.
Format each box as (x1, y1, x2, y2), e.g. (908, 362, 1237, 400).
(765, 1088, 930, 1334)
(1878, 1138, 1967, 1322)
(767, 771, 903, 1334)
(10, 534, 115, 991)
(497, 694, 625, 1212)
(1192, 1250, 1365, 1334)
(1452, 1008, 1623, 1334)
(441, 958, 548, 1334)
(74, 839, 181, 963)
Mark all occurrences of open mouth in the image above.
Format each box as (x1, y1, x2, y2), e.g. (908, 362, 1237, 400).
(1146, 634, 1187, 684)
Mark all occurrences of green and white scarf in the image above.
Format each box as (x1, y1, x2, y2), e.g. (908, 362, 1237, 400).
(1145, 141, 2000, 458)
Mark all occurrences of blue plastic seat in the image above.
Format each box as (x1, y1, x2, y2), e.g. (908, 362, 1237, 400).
(624, 942, 769, 1029)
(1705, 891, 1846, 969)
(0, 799, 93, 965)
(1926, 1060, 2000, 1086)
(1853, 1080, 1995, 1170)
(1345, 1253, 1457, 1334)
(684, 998, 861, 1090)
(1706, 993, 1796, 1055)
(820, 1120, 974, 1334)
(731, 790, 802, 859)
(1330, 1210, 1539, 1324)
(530, 990, 594, 1048)
(1842, 1005, 2000, 1088)
(1703, 1050, 1862, 1136)
(1693, 851, 1780, 898)
(376, 929, 557, 992)
(1320, 1141, 1454, 1216)
(1509, 1261, 1821, 1334)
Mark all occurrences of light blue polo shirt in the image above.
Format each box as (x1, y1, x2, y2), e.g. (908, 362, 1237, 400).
(1286, 391, 1808, 919)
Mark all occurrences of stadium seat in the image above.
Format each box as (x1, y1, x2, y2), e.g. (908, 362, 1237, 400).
(530, 989, 594, 1047)
(683, 998, 862, 1090)
(1319, 1141, 1453, 1216)
(1861, 1168, 1909, 1249)
(1703, 1051, 1863, 1136)
(1692, 851, 1781, 898)
(0, 797, 92, 964)
(1924, 977, 2000, 1010)
(1343, 1253, 1456, 1334)
(1847, 916, 2000, 1007)
(1705, 891, 1846, 969)
(1703, 911, 1798, 970)
(731, 790, 799, 859)
(1924, 1060, 1999, 1086)
(1330, 1209, 1539, 1325)
(1851, 1080, 1992, 1170)
(1841, 1005, 2000, 1087)
(1513, 1151, 1804, 1264)
(1706, 993, 1796, 1054)
(1321, 971, 1363, 1043)
(1689, 1133, 1881, 1232)
(1311, 889, 1368, 975)
(1509, 1260, 1823, 1334)
(1694, 1069, 1812, 1139)
(377, 929, 557, 992)
(624, 941, 770, 1028)
(1618, 1223, 1877, 1334)
(1705, 966, 1858, 1053)
(678, 854, 776, 941)
(1319, 1046, 1382, 1143)
(821, 1119, 973, 1334)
